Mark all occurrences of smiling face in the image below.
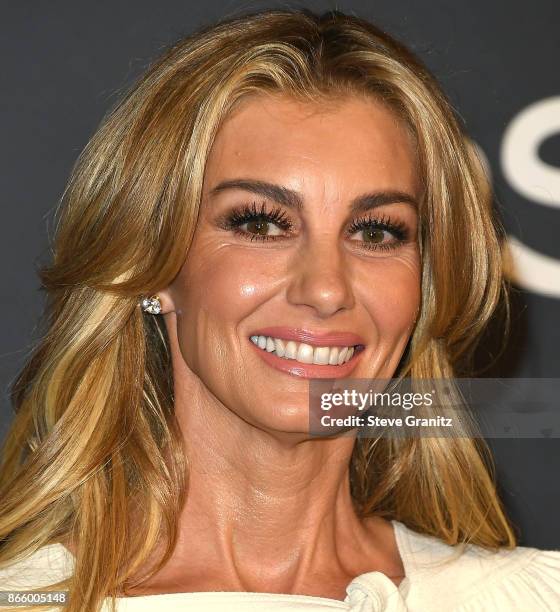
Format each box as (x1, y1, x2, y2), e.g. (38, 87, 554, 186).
(161, 92, 421, 434)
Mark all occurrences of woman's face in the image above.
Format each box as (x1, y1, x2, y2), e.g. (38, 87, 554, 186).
(163, 93, 421, 434)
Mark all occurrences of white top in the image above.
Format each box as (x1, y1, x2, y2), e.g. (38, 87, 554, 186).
(1, 520, 560, 611)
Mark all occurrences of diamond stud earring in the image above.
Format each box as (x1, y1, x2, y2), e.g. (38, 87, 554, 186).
(141, 295, 162, 315)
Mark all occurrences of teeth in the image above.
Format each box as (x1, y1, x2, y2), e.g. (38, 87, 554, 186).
(250, 335, 359, 366)
(296, 343, 314, 364)
(328, 347, 339, 365)
(313, 346, 330, 365)
(274, 338, 285, 357)
(337, 346, 348, 365)
(284, 341, 298, 360)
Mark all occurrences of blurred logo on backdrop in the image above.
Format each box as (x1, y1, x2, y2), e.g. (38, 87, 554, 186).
(473, 96, 560, 299)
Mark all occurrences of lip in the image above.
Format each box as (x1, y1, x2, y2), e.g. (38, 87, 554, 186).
(248, 336, 366, 380)
(249, 326, 366, 347)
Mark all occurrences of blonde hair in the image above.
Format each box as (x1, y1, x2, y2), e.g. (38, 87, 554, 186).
(0, 8, 516, 611)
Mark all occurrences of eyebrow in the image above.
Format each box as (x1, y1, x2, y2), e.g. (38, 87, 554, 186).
(208, 178, 418, 213)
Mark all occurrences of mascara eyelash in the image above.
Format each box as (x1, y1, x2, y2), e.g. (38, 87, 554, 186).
(346, 213, 409, 251)
(218, 202, 409, 250)
(217, 200, 294, 241)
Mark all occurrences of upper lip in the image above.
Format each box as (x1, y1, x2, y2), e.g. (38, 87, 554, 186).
(249, 326, 365, 347)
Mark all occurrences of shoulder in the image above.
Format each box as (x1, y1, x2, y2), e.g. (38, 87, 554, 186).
(392, 520, 560, 611)
(0, 544, 73, 590)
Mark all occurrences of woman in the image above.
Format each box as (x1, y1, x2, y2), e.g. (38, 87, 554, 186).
(0, 7, 559, 612)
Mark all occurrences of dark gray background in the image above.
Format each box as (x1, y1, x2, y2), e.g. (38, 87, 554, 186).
(1, 1, 559, 547)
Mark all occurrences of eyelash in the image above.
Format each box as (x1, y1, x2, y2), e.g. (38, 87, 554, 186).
(218, 201, 294, 236)
(217, 200, 410, 252)
(347, 213, 409, 251)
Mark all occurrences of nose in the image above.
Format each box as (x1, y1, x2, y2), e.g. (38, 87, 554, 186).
(285, 235, 355, 318)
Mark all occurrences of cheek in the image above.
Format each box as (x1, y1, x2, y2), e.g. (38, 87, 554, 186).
(169, 233, 289, 369)
(175, 242, 281, 319)
(357, 251, 421, 339)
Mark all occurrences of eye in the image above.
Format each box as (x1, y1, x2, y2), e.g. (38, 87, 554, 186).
(217, 200, 294, 242)
(240, 216, 285, 237)
(355, 226, 391, 244)
(347, 213, 409, 252)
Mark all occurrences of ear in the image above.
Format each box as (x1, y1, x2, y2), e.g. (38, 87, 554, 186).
(154, 286, 176, 315)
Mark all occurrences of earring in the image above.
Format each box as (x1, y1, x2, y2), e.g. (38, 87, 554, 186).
(141, 295, 162, 315)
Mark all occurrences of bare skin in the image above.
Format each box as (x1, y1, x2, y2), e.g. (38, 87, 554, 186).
(65, 93, 421, 600)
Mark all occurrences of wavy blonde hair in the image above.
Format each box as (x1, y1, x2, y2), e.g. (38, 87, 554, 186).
(0, 8, 515, 611)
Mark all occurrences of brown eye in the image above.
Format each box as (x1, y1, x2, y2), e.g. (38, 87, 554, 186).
(246, 218, 270, 235)
(218, 201, 294, 242)
(240, 216, 284, 237)
(347, 213, 409, 252)
(362, 227, 386, 243)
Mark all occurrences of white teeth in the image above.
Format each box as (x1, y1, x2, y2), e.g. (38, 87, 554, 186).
(274, 338, 285, 357)
(328, 347, 340, 365)
(313, 346, 330, 365)
(284, 340, 298, 359)
(337, 346, 348, 365)
(250, 335, 359, 366)
(296, 343, 314, 364)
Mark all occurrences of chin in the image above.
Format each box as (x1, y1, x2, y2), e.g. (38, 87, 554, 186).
(243, 400, 314, 436)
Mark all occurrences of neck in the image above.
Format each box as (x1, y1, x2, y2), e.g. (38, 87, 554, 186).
(151, 365, 397, 596)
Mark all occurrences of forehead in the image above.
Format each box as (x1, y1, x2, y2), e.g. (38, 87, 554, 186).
(203, 93, 420, 198)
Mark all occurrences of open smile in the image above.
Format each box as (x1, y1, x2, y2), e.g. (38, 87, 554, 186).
(248, 327, 366, 379)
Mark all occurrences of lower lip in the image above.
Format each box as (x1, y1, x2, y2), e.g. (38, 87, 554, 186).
(249, 340, 365, 379)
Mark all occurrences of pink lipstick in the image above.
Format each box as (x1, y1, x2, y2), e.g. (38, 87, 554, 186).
(248, 326, 366, 379)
